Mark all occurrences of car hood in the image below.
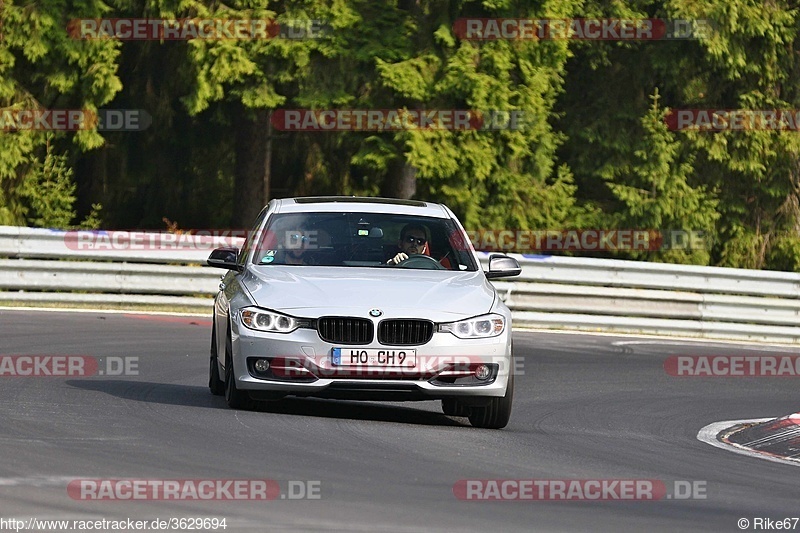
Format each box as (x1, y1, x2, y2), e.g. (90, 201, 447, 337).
(241, 266, 496, 321)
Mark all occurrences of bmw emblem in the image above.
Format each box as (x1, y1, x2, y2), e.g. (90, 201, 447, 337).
(369, 309, 382, 317)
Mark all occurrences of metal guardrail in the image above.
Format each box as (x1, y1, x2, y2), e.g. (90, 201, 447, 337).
(0, 226, 235, 310)
(491, 255, 800, 343)
(0, 226, 798, 343)
(0, 225, 237, 264)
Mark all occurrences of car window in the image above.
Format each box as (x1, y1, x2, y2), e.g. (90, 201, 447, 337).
(252, 212, 477, 271)
(238, 207, 268, 266)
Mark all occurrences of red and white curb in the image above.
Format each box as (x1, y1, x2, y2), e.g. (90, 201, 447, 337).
(697, 413, 800, 467)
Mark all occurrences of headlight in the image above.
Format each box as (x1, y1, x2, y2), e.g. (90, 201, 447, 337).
(438, 314, 505, 338)
(240, 308, 300, 333)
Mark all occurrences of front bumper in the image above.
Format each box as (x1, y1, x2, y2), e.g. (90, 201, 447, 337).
(231, 320, 513, 400)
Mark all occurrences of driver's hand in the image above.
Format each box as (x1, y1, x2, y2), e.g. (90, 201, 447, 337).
(387, 252, 408, 265)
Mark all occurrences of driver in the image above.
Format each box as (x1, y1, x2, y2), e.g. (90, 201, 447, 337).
(387, 223, 429, 265)
(282, 227, 315, 265)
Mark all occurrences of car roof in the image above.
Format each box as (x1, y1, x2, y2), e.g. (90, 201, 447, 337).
(272, 196, 450, 218)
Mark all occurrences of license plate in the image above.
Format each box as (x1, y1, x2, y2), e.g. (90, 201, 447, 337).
(331, 348, 416, 368)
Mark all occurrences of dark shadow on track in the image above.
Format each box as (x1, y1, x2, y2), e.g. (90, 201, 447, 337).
(66, 379, 468, 427)
(66, 379, 226, 409)
(250, 396, 469, 427)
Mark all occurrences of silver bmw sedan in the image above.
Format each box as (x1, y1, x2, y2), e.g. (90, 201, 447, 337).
(207, 196, 521, 429)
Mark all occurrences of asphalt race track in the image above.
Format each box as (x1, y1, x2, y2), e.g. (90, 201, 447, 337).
(1, 309, 798, 532)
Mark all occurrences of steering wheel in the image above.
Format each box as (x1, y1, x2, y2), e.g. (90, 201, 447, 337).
(396, 254, 446, 270)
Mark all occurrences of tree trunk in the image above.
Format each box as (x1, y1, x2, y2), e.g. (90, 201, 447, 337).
(233, 107, 271, 227)
(381, 158, 417, 199)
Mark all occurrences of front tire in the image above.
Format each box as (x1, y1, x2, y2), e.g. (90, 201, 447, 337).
(442, 398, 470, 417)
(224, 327, 252, 410)
(468, 370, 514, 429)
(208, 325, 224, 396)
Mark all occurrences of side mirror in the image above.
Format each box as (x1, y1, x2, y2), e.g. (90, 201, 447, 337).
(485, 254, 521, 279)
(207, 247, 241, 271)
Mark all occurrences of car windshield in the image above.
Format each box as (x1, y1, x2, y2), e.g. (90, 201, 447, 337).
(252, 212, 477, 271)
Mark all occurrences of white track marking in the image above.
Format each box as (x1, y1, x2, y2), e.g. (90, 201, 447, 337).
(0, 306, 208, 317)
(613, 340, 800, 353)
(0, 476, 80, 486)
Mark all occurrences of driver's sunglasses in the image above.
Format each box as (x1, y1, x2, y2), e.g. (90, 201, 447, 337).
(404, 235, 427, 246)
(288, 233, 308, 243)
